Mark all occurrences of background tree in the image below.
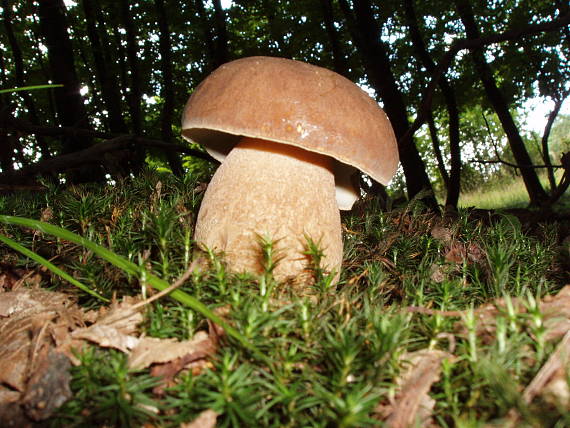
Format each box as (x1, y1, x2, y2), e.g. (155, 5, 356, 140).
(0, 0, 567, 208)
(38, 0, 103, 182)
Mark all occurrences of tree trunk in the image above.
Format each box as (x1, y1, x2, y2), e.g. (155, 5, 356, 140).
(38, 0, 103, 183)
(212, 0, 230, 68)
(154, 0, 183, 176)
(339, 0, 437, 208)
(403, 0, 461, 208)
(3, 0, 51, 159)
(119, 0, 143, 135)
(194, 0, 217, 72)
(82, 0, 127, 134)
(541, 96, 564, 192)
(319, 0, 350, 77)
(426, 111, 449, 188)
(455, 0, 548, 206)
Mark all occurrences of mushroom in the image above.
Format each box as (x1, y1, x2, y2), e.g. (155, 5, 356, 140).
(181, 56, 398, 283)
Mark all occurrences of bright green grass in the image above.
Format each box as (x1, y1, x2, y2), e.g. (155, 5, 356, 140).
(459, 170, 568, 210)
(459, 176, 530, 209)
(0, 169, 568, 427)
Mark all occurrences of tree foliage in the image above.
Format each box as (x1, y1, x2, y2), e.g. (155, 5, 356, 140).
(0, 0, 568, 207)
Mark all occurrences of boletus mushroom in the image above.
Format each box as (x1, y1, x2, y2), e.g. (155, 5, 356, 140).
(181, 56, 398, 284)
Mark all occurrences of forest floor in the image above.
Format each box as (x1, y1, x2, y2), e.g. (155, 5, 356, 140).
(0, 171, 569, 427)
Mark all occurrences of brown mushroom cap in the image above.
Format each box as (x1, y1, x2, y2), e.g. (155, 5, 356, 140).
(181, 56, 399, 210)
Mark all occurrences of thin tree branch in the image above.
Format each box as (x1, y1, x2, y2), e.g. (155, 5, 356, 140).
(401, 12, 570, 146)
(541, 93, 568, 190)
(0, 134, 215, 184)
(0, 112, 216, 183)
(470, 158, 562, 169)
(0, 111, 214, 162)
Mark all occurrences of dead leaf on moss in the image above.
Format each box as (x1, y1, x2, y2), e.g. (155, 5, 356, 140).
(523, 331, 570, 408)
(129, 331, 215, 370)
(0, 289, 77, 391)
(181, 409, 218, 428)
(376, 349, 455, 428)
(21, 346, 72, 421)
(147, 307, 229, 395)
(431, 225, 453, 244)
(454, 285, 570, 344)
(68, 297, 144, 355)
(71, 323, 140, 353)
(0, 288, 82, 425)
(539, 286, 570, 342)
(429, 225, 485, 284)
(504, 331, 570, 426)
(0, 287, 71, 318)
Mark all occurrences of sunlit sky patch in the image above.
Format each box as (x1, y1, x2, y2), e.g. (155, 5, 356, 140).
(522, 98, 570, 133)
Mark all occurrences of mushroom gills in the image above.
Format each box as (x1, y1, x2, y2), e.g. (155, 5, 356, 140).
(194, 137, 343, 282)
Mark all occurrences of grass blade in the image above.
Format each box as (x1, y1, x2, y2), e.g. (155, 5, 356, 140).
(0, 233, 109, 302)
(0, 215, 260, 357)
(0, 84, 63, 94)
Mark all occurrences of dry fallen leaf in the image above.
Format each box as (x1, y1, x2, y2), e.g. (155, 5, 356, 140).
(0, 288, 81, 425)
(129, 331, 215, 370)
(522, 331, 570, 408)
(69, 297, 144, 355)
(180, 409, 218, 428)
(454, 285, 570, 344)
(0, 271, 225, 423)
(71, 323, 140, 353)
(503, 331, 570, 427)
(377, 349, 455, 428)
(20, 346, 72, 421)
(539, 286, 570, 342)
(0, 287, 71, 318)
(0, 289, 76, 391)
(429, 225, 485, 284)
(430, 225, 453, 244)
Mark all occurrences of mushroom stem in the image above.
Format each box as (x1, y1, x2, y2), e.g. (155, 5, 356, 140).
(194, 137, 342, 283)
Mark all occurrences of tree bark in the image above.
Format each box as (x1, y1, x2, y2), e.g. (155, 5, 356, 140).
(119, 0, 143, 136)
(403, 0, 461, 208)
(212, 0, 230, 68)
(194, 0, 217, 72)
(339, 0, 437, 208)
(154, 0, 183, 175)
(38, 0, 103, 182)
(319, 0, 350, 77)
(426, 111, 449, 188)
(82, 0, 127, 134)
(541, 96, 565, 191)
(455, 0, 548, 205)
(3, 0, 51, 159)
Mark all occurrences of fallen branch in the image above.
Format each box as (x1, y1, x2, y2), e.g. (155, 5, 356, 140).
(0, 120, 216, 184)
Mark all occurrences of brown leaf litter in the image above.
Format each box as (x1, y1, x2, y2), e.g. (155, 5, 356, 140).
(0, 288, 82, 426)
(503, 331, 570, 427)
(402, 285, 570, 426)
(454, 284, 570, 344)
(180, 409, 219, 428)
(376, 349, 455, 428)
(0, 285, 223, 425)
(406, 285, 570, 345)
(429, 224, 486, 284)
